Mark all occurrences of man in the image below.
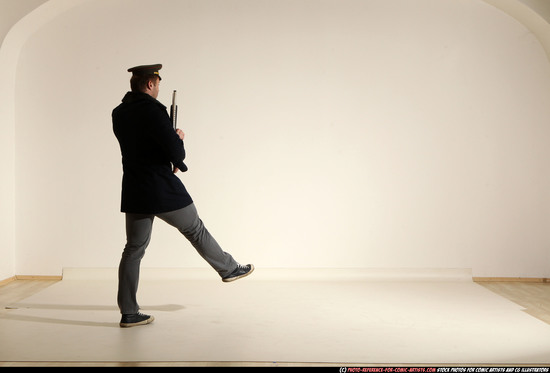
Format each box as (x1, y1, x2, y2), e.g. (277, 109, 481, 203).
(112, 64, 253, 328)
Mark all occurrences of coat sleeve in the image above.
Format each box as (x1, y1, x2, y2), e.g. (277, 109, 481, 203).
(145, 103, 188, 172)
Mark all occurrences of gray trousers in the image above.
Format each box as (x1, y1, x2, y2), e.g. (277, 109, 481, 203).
(117, 203, 238, 314)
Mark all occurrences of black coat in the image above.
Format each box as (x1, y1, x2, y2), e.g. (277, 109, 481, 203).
(112, 92, 193, 214)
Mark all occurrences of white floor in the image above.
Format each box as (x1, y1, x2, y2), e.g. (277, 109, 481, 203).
(1, 268, 550, 365)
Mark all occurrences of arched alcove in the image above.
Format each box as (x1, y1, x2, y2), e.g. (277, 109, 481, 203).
(2, 0, 550, 279)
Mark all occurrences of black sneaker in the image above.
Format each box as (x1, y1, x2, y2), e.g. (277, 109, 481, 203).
(120, 312, 154, 328)
(222, 264, 254, 282)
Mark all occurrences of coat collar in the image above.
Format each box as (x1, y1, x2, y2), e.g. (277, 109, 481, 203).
(121, 91, 166, 108)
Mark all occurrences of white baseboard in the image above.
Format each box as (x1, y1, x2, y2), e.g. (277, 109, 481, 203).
(61, 267, 473, 282)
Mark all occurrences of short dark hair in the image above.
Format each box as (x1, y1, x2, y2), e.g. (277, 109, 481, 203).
(130, 75, 160, 92)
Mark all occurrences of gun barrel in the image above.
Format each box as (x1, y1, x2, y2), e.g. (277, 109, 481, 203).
(170, 90, 177, 129)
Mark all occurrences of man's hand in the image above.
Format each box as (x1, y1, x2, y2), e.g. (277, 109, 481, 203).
(173, 129, 185, 173)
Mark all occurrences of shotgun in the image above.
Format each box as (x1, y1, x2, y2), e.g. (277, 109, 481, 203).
(170, 90, 188, 172)
(170, 90, 178, 130)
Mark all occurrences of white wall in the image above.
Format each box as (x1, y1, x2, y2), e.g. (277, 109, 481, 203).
(0, 26, 16, 280)
(520, 0, 550, 22)
(0, 0, 48, 45)
(0, 0, 87, 280)
(8, 0, 550, 278)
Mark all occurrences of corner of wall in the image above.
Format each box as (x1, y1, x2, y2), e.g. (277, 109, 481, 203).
(483, 0, 550, 63)
(0, 0, 92, 279)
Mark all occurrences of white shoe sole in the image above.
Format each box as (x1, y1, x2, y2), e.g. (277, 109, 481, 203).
(222, 264, 255, 283)
(120, 315, 155, 328)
